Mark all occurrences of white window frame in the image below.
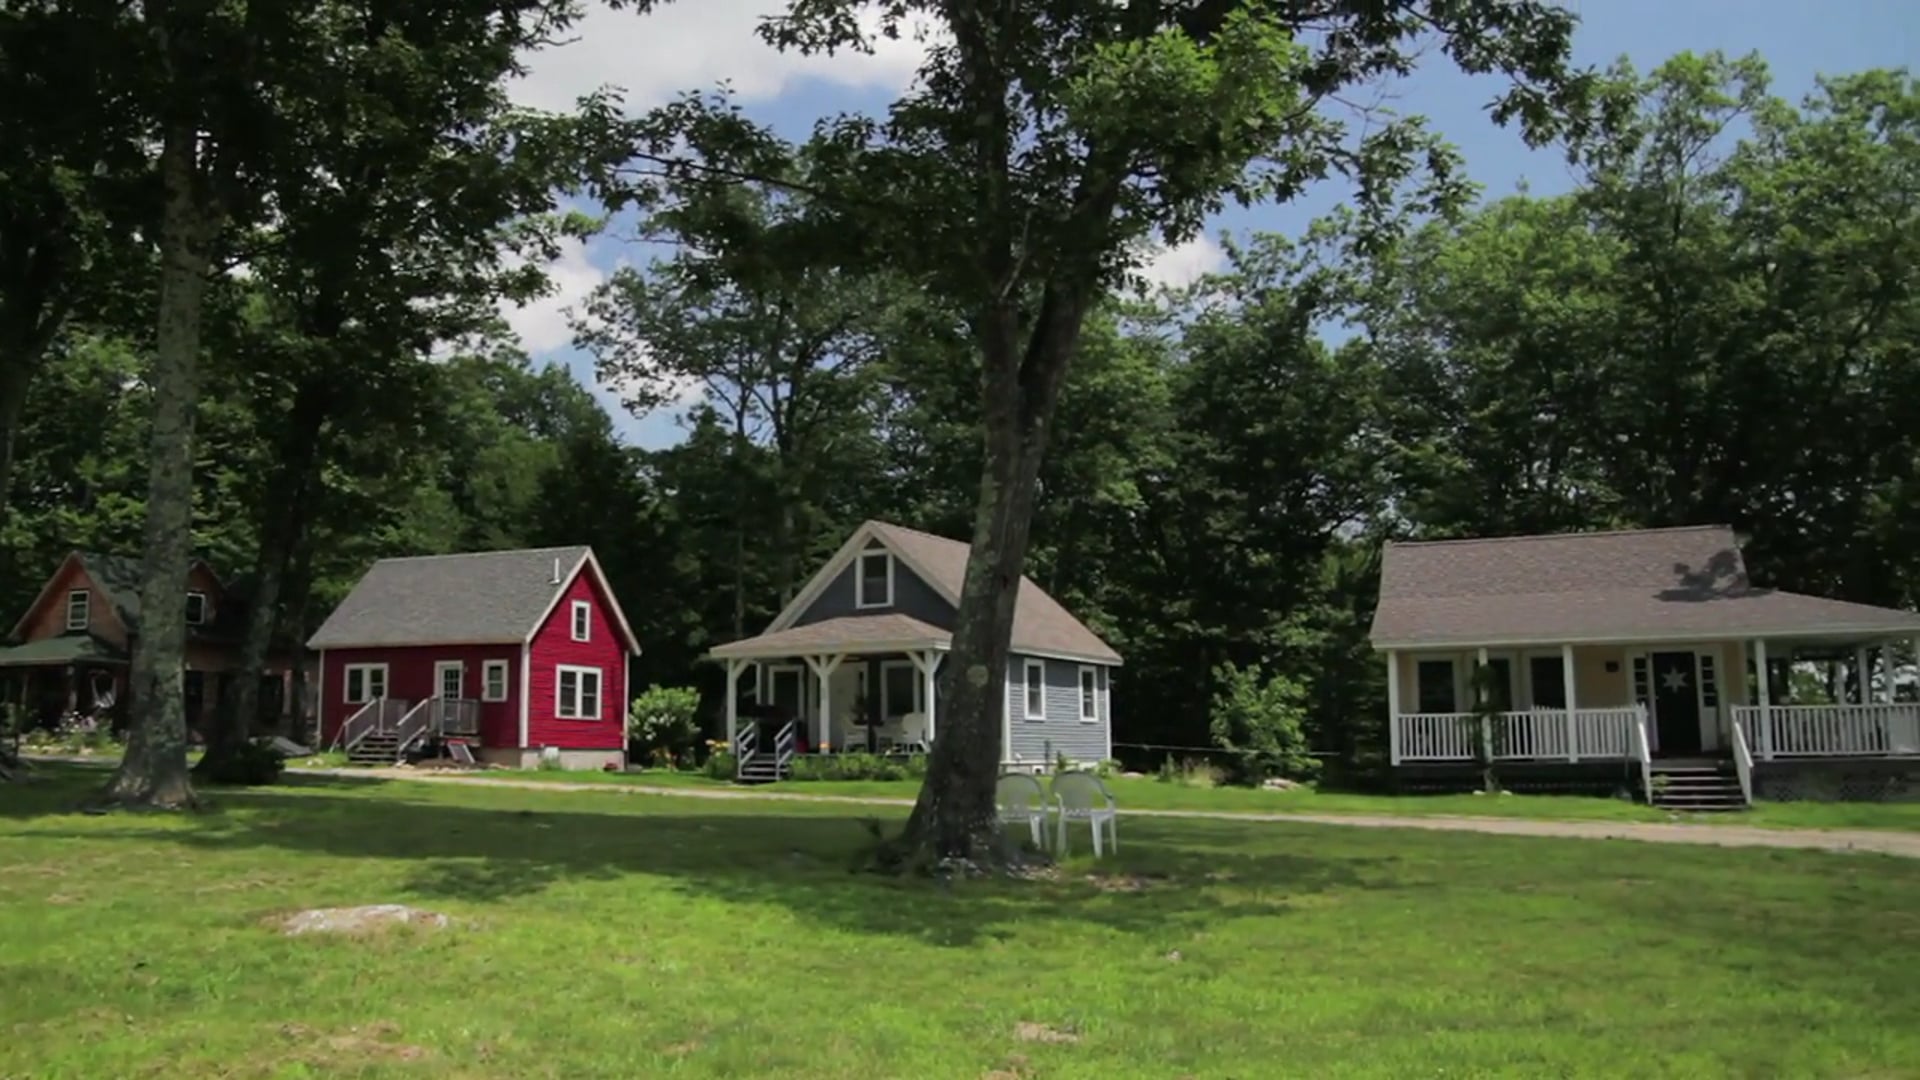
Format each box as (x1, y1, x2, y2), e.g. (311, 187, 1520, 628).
(344, 663, 389, 705)
(481, 660, 509, 703)
(434, 660, 464, 701)
(854, 549, 893, 609)
(1023, 659, 1046, 720)
(570, 600, 591, 642)
(1078, 665, 1099, 722)
(185, 590, 208, 626)
(64, 590, 89, 631)
(556, 664, 603, 720)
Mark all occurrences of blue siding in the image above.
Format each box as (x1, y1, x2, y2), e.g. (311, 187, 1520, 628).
(1004, 654, 1110, 765)
(793, 556, 955, 629)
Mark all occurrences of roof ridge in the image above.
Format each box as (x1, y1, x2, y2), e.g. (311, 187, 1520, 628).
(371, 545, 588, 565)
(1388, 525, 1733, 549)
(868, 520, 965, 546)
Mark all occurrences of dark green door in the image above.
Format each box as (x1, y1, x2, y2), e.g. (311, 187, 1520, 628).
(1651, 651, 1701, 756)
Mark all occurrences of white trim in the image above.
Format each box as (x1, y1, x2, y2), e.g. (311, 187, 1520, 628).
(555, 664, 603, 720)
(854, 548, 894, 609)
(1001, 660, 1013, 761)
(518, 645, 531, 746)
(481, 659, 509, 703)
(706, 639, 1119, 667)
(570, 599, 591, 642)
(1077, 665, 1099, 722)
(433, 660, 465, 701)
(878, 658, 923, 719)
(184, 590, 208, 626)
(518, 548, 644, 655)
(1022, 659, 1046, 721)
(64, 589, 89, 631)
(1101, 667, 1113, 761)
(765, 523, 898, 633)
(1373, 624, 1920, 651)
(343, 663, 389, 704)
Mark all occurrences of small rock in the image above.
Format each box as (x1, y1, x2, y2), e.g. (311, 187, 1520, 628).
(1164, 949, 1183, 963)
(1121, 771, 1147, 780)
(278, 904, 451, 936)
(1014, 1021, 1079, 1044)
(1261, 777, 1299, 791)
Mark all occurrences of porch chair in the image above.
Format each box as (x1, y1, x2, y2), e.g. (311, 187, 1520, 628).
(1050, 771, 1118, 858)
(995, 773, 1051, 850)
(894, 712, 930, 754)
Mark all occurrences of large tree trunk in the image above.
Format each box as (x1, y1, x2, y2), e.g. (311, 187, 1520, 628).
(888, 293, 1089, 871)
(96, 119, 212, 810)
(0, 356, 38, 533)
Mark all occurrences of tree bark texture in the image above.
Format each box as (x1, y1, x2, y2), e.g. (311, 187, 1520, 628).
(98, 118, 211, 810)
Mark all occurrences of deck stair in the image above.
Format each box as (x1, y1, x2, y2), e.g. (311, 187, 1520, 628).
(1648, 759, 1748, 811)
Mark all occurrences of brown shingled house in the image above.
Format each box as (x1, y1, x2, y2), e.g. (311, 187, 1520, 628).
(1371, 526, 1920, 807)
(709, 521, 1120, 781)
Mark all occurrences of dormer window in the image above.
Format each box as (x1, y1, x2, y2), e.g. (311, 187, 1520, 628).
(65, 590, 89, 631)
(855, 546, 892, 609)
(185, 591, 208, 626)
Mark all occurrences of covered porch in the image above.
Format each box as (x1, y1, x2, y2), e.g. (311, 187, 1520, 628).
(710, 614, 947, 781)
(1387, 634, 1920, 766)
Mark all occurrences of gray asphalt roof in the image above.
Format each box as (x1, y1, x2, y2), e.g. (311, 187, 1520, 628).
(306, 546, 593, 648)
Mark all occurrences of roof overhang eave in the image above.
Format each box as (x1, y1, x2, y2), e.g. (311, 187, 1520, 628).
(1371, 623, 1920, 652)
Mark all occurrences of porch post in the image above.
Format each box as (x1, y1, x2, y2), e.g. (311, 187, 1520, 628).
(1385, 650, 1401, 766)
(1476, 646, 1492, 761)
(804, 654, 845, 753)
(910, 650, 939, 746)
(1879, 642, 1896, 704)
(723, 659, 741, 753)
(1562, 644, 1579, 762)
(1855, 646, 1871, 704)
(1754, 638, 1773, 760)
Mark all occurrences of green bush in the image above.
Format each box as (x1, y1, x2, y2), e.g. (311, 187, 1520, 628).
(704, 749, 736, 780)
(202, 741, 285, 786)
(1208, 661, 1319, 786)
(628, 685, 702, 768)
(1156, 755, 1223, 788)
(783, 753, 927, 782)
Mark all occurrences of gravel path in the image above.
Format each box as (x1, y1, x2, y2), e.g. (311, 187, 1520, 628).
(293, 766, 1920, 859)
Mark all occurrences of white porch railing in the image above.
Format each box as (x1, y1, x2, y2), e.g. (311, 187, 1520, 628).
(1630, 709, 1652, 802)
(1732, 703, 1920, 759)
(1731, 716, 1755, 806)
(1395, 707, 1643, 763)
(331, 697, 409, 752)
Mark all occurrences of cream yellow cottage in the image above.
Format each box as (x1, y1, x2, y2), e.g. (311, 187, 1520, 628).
(1370, 526, 1920, 807)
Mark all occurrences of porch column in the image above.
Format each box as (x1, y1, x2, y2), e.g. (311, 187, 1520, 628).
(1881, 642, 1897, 704)
(804, 654, 845, 753)
(1855, 646, 1872, 704)
(910, 650, 940, 746)
(1754, 638, 1773, 760)
(1562, 644, 1579, 762)
(723, 659, 742, 754)
(1385, 650, 1402, 766)
(1476, 647, 1492, 761)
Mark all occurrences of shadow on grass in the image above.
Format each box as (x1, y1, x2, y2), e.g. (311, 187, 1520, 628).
(4, 768, 1388, 947)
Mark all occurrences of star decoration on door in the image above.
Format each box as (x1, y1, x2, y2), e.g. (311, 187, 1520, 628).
(1660, 668, 1691, 693)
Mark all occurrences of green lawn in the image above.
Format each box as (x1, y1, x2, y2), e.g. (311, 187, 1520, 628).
(4, 767, 1918, 1078)
(475, 767, 1920, 832)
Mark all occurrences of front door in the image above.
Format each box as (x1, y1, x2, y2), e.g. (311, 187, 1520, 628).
(1651, 651, 1701, 755)
(434, 661, 463, 701)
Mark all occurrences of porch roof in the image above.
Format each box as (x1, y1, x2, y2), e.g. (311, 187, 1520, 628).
(0, 634, 128, 668)
(1371, 525, 1920, 648)
(708, 613, 950, 660)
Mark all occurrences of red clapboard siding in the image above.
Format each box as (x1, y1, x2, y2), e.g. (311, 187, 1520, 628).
(525, 567, 628, 750)
(319, 643, 522, 748)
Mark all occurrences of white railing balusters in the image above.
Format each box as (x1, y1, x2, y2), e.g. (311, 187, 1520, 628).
(1630, 707, 1653, 803)
(1392, 708, 1640, 762)
(1731, 703, 1920, 758)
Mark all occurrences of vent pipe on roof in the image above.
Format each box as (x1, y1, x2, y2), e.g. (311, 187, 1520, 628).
(551, 556, 560, 585)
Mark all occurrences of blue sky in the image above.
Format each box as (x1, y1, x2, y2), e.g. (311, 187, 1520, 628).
(502, 0, 1916, 450)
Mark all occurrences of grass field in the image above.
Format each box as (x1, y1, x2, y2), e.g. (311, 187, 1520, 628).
(478, 767, 1920, 832)
(3, 767, 1918, 1078)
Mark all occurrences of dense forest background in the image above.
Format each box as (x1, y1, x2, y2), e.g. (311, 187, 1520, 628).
(5, 53, 1916, 768)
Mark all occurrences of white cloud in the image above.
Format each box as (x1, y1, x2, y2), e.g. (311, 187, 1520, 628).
(498, 236, 606, 354)
(512, 2, 933, 114)
(1135, 234, 1226, 291)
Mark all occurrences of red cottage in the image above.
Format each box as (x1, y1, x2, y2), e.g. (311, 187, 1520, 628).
(308, 546, 640, 769)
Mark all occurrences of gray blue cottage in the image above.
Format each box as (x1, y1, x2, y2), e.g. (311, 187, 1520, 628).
(709, 520, 1121, 778)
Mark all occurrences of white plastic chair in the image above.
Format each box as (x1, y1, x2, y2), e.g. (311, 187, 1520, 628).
(895, 712, 930, 753)
(1050, 771, 1118, 857)
(996, 773, 1050, 849)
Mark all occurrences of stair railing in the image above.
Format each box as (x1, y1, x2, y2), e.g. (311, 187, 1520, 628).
(1731, 716, 1755, 808)
(333, 699, 378, 752)
(773, 720, 797, 780)
(732, 723, 759, 780)
(391, 699, 434, 759)
(431, 698, 480, 738)
(1630, 705, 1654, 805)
